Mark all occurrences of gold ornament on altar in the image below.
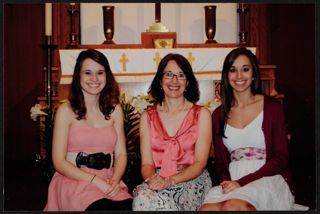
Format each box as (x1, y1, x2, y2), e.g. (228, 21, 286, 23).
(147, 22, 169, 32)
(153, 38, 174, 48)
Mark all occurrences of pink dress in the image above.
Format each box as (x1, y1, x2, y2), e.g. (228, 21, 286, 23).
(44, 126, 132, 211)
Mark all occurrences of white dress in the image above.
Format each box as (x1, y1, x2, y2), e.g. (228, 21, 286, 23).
(203, 111, 295, 210)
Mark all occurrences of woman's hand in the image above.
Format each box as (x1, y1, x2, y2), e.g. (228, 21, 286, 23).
(92, 176, 121, 197)
(145, 174, 171, 191)
(105, 179, 121, 197)
(220, 180, 240, 194)
(91, 175, 112, 194)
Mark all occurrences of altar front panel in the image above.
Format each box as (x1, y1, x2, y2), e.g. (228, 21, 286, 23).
(59, 47, 255, 109)
(59, 47, 256, 84)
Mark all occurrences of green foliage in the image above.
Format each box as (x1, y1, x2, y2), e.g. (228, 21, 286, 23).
(120, 95, 143, 192)
(121, 99, 140, 152)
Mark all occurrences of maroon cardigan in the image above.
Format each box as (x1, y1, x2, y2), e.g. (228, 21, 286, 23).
(212, 95, 295, 195)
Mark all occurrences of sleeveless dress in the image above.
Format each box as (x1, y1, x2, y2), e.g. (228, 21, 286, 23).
(44, 126, 132, 211)
(132, 104, 212, 211)
(203, 111, 294, 210)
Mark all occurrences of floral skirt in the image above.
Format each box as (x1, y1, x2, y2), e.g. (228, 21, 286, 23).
(132, 169, 212, 211)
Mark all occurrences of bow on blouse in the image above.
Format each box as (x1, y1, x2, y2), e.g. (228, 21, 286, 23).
(160, 138, 185, 177)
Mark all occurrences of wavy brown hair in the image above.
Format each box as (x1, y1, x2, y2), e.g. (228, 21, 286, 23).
(69, 49, 120, 120)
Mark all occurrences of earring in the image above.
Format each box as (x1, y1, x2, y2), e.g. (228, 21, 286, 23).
(252, 78, 255, 80)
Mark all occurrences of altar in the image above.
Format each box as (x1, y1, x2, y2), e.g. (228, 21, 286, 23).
(59, 47, 255, 83)
(59, 46, 256, 106)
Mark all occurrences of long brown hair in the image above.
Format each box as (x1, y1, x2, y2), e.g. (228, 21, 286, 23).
(220, 47, 262, 137)
(69, 49, 120, 120)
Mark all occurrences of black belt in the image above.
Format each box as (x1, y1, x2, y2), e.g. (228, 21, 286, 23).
(75, 152, 113, 170)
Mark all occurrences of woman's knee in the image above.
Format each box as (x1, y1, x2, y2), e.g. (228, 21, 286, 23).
(221, 199, 255, 211)
(132, 190, 154, 210)
(199, 203, 222, 211)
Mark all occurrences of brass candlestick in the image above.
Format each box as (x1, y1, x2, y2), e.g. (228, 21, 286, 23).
(237, 3, 248, 46)
(66, 4, 79, 48)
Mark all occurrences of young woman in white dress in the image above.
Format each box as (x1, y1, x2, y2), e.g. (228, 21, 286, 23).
(200, 47, 295, 211)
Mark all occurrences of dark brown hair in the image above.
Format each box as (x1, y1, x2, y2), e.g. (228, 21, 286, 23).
(148, 53, 199, 103)
(220, 47, 262, 137)
(69, 49, 120, 120)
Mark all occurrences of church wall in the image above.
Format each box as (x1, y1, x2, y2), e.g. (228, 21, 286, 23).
(80, 3, 238, 44)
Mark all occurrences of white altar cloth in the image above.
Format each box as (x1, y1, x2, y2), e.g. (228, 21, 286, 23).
(59, 47, 255, 84)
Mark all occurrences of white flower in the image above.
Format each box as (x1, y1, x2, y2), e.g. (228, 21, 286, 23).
(131, 96, 152, 114)
(30, 104, 48, 121)
(201, 99, 220, 113)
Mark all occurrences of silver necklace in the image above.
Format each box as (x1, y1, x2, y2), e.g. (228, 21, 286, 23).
(162, 99, 188, 113)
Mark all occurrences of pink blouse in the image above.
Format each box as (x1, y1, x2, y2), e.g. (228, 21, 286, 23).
(146, 104, 201, 177)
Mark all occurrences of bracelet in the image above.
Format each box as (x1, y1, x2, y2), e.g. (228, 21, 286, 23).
(90, 174, 96, 183)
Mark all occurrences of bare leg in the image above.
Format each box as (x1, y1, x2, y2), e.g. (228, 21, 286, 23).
(199, 202, 224, 211)
(221, 199, 256, 211)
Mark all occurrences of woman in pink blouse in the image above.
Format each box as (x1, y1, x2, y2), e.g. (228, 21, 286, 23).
(132, 53, 212, 211)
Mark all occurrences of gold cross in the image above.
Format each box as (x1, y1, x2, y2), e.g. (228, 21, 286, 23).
(187, 52, 195, 65)
(119, 53, 128, 72)
(153, 52, 162, 69)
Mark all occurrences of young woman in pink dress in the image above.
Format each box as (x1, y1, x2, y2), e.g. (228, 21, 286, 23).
(44, 49, 132, 211)
(132, 53, 212, 211)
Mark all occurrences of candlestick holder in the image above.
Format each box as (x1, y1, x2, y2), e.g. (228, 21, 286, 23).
(41, 36, 57, 115)
(103, 6, 115, 44)
(204, 5, 217, 43)
(66, 4, 79, 48)
(40, 35, 57, 169)
(237, 3, 248, 46)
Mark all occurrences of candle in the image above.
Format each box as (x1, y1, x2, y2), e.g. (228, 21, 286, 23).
(70, 3, 75, 6)
(45, 3, 52, 36)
